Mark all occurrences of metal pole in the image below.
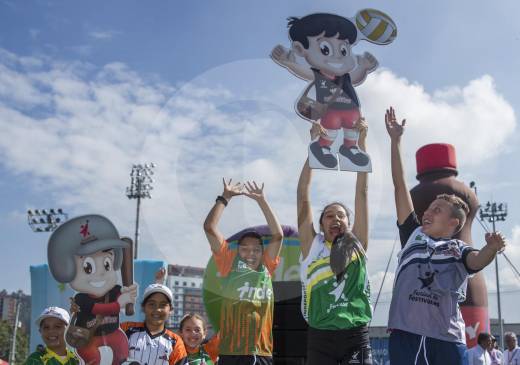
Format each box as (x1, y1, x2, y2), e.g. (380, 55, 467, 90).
(134, 194, 141, 260)
(491, 215, 504, 349)
(9, 298, 21, 364)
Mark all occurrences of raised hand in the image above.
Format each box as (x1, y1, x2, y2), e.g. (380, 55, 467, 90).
(271, 44, 296, 66)
(155, 267, 166, 284)
(118, 283, 138, 308)
(385, 106, 406, 140)
(354, 117, 368, 143)
(358, 52, 378, 72)
(222, 178, 243, 200)
(243, 181, 265, 202)
(310, 122, 327, 141)
(485, 232, 506, 253)
(69, 297, 80, 314)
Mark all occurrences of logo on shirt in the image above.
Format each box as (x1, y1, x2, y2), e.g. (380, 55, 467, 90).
(236, 281, 273, 301)
(326, 278, 348, 313)
(408, 264, 440, 307)
(418, 268, 439, 289)
(434, 242, 462, 258)
(329, 278, 346, 302)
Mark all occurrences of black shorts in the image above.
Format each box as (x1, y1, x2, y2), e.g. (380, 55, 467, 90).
(218, 355, 272, 365)
(307, 325, 373, 365)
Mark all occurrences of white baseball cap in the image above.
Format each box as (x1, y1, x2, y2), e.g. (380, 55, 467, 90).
(142, 284, 173, 304)
(36, 306, 70, 327)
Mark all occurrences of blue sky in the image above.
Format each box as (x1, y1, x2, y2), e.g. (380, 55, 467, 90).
(1, 0, 519, 326)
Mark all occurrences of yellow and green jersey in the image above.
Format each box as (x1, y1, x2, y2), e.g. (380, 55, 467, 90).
(300, 233, 371, 330)
(24, 348, 79, 365)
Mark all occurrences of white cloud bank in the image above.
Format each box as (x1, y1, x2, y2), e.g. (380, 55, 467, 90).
(0, 49, 516, 269)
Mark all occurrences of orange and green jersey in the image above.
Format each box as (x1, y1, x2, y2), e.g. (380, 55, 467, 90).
(185, 334, 219, 365)
(213, 241, 279, 356)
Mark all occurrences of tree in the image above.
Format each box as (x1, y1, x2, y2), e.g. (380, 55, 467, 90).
(0, 320, 29, 364)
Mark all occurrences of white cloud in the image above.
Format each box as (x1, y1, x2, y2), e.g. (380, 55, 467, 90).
(88, 30, 121, 41)
(0, 50, 517, 271)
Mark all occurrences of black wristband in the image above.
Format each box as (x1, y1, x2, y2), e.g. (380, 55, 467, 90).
(216, 195, 228, 206)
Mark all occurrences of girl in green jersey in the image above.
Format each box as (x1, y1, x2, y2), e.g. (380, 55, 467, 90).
(297, 120, 373, 365)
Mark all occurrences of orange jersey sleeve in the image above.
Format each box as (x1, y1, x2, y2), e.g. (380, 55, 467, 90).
(167, 330, 187, 365)
(119, 321, 143, 332)
(263, 251, 280, 275)
(213, 240, 236, 277)
(203, 334, 220, 363)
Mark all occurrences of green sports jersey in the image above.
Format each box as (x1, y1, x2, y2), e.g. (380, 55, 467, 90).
(24, 348, 79, 365)
(186, 347, 214, 365)
(219, 256, 274, 356)
(300, 233, 371, 330)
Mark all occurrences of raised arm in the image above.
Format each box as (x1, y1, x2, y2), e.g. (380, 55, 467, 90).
(297, 123, 325, 258)
(243, 181, 284, 260)
(351, 119, 369, 250)
(203, 178, 243, 253)
(271, 44, 314, 81)
(385, 107, 414, 224)
(466, 232, 506, 271)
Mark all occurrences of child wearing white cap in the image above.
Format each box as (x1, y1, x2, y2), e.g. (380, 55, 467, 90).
(24, 307, 79, 365)
(120, 283, 187, 365)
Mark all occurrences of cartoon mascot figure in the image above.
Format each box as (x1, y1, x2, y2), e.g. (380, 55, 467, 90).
(48, 214, 138, 365)
(271, 10, 397, 172)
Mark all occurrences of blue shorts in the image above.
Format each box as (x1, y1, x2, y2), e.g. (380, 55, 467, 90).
(389, 329, 468, 365)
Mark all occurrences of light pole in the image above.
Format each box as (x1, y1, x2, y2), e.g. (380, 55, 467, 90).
(126, 163, 155, 259)
(479, 200, 508, 348)
(8, 296, 21, 364)
(27, 208, 68, 232)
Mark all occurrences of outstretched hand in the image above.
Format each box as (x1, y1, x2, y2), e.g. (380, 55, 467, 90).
(385, 107, 406, 140)
(485, 232, 506, 253)
(222, 178, 243, 200)
(271, 44, 296, 66)
(358, 52, 378, 72)
(243, 181, 265, 202)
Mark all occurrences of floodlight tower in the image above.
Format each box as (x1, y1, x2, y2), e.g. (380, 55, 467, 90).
(479, 199, 508, 348)
(126, 163, 155, 259)
(27, 208, 68, 232)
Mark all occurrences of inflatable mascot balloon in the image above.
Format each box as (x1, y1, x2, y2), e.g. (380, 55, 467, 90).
(47, 214, 138, 365)
(271, 9, 397, 172)
(410, 144, 489, 348)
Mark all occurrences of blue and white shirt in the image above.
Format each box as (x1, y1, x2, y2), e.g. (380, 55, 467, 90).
(388, 212, 479, 343)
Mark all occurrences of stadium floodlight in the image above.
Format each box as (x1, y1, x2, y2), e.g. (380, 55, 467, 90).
(27, 208, 68, 233)
(126, 163, 156, 259)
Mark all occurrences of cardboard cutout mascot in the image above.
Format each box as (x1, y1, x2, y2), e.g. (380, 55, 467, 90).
(47, 214, 138, 365)
(271, 10, 396, 172)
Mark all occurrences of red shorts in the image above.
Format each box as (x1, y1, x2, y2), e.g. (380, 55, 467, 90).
(321, 108, 360, 130)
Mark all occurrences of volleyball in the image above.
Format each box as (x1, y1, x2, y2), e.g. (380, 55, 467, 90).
(355, 8, 397, 45)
